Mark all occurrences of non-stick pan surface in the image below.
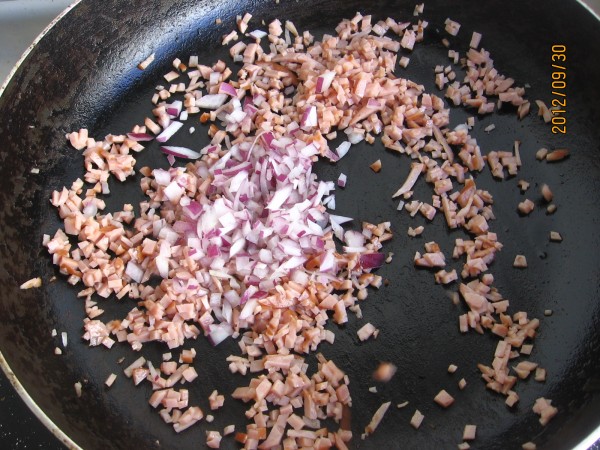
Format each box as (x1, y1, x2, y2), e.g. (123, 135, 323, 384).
(1, 0, 599, 448)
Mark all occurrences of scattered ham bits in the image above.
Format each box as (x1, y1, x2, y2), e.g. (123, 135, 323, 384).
(373, 362, 397, 382)
(469, 31, 482, 49)
(408, 226, 424, 237)
(370, 159, 382, 172)
(513, 254, 528, 268)
(434, 389, 455, 408)
(137, 53, 155, 70)
(463, 424, 477, 441)
(74, 381, 82, 398)
(518, 180, 530, 192)
(540, 184, 553, 202)
(206, 430, 222, 448)
(532, 397, 558, 425)
(535, 148, 549, 160)
(20, 277, 42, 289)
(410, 409, 424, 429)
(364, 401, 391, 436)
(534, 367, 546, 382)
(43, 7, 559, 446)
(518, 199, 535, 215)
(105, 373, 117, 387)
(444, 18, 461, 36)
(357, 323, 379, 341)
(546, 149, 569, 162)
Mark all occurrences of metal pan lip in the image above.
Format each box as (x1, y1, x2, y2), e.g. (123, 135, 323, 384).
(0, 352, 81, 450)
(0, 0, 81, 96)
(0, 0, 598, 449)
(0, 2, 84, 447)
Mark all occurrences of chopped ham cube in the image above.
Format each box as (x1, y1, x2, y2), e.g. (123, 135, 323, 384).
(365, 401, 391, 435)
(206, 430, 222, 448)
(513, 255, 528, 268)
(463, 424, 477, 441)
(373, 362, 397, 382)
(370, 159, 382, 172)
(138, 53, 155, 70)
(410, 409, 425, 429)
(357, 323, 378, 341)
(532, 397, 558, 426)
(549, 231, 562, 242)
(434, 389, 455, 408)
(105, 373, 117, 387)
(20, 277, 42, 289)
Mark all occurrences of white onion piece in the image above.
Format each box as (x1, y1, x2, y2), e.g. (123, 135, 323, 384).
(125, 261, 144, 283)
(347, 132, 364, 144)
(156, 121, 183, 143)
(155, 255, 169, 278)
(152, 168, 172, 186)
(330, 214, 353, 225)
(82, 203, 98, 218)
(160, 146, 201, 160)
(166, 100, 183, 118)
(336, 141, 351, 159)
(226, 109, 247, 123)
(127, 132, 154, 142)
(163, 181, 185, 203)
(266, 185, 293, 210)
(218, 82, 238, 97)
(300, 105, 318, 129)
(315, 71, 335, 93)
(208, 324, 233, 346)
(344, 230, 365, 247)
(249, 29, 268, 39)
(197, 94, 228, 109)
(209, 71, 220, 85)
(319, 251, 336, 272)
(239, 298, 258, 321)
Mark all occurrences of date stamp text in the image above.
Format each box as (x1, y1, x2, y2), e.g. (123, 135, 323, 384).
(550, 45, 566, 134)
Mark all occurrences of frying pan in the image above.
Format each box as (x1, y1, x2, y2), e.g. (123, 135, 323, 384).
(1, 0, 599, 448)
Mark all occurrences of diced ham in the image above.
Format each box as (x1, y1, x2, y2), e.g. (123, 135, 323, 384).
(410, 410, 424, 429)
(434, 389, 455, 408)
(532, 397, 558, 426)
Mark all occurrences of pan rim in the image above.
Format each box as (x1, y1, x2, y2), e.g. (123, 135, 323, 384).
(0, 0, 598, 449)
(0, 350, 81, 450)
(0, 2, 83, 448)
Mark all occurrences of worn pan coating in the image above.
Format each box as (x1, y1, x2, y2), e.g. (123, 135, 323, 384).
(1, 0, 599, 448)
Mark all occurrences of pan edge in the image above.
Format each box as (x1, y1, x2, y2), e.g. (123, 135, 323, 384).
(0, 0, 82, 97)
(0, 2, 83, 447)
(0, 351, 81, 450)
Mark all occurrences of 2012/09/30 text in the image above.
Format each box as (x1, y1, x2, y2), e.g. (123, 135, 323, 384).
(551, 45, 566, 134)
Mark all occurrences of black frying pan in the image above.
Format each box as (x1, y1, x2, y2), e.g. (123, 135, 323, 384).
(1, 0, 600, 448)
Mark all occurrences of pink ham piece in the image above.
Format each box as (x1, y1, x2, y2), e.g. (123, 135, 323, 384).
(532, 398, 558, 426)
(365, 401, 391, 435)
(434, 389, 455, 408)
(392, 163, 424, 198)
